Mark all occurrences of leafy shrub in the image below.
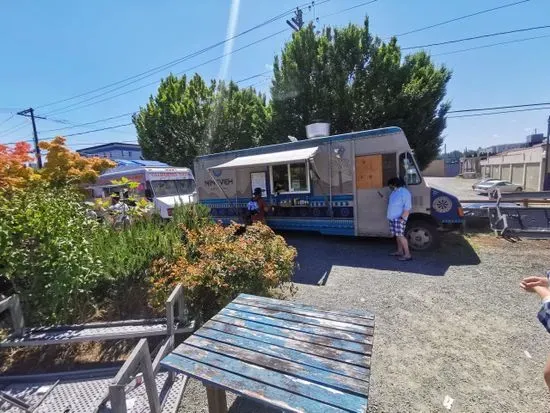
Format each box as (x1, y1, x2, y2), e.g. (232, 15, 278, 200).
(149, 222, 297, 319)
(87, 203, 212, 318)
(0, 184, 103, 324)
(171, 203, 212, 231)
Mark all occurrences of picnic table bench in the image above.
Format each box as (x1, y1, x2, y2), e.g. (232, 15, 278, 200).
(0, 285, 198, 412)
(0, 285, 195, 347)
(161, 293, 375, 413)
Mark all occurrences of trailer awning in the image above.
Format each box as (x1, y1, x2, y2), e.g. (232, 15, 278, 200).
(209, 146, 319, 170)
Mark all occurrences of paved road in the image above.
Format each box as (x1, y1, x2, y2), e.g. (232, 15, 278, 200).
(425, 176, 483, 201)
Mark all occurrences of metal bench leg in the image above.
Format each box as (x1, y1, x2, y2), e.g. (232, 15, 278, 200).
(206, 386, 227, 413)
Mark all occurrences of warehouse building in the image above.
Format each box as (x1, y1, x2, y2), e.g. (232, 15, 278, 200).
(480, 141, 549, 191)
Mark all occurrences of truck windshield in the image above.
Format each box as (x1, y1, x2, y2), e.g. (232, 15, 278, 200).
(399, 152, 422, 185)
(151, 179, 196, 197)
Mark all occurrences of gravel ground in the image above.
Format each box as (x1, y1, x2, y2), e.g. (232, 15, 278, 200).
(179, 232, 550, 412)
(425, 176, 483, 201)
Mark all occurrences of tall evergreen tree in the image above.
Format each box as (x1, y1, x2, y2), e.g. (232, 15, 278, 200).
(270, 18, 451, 169)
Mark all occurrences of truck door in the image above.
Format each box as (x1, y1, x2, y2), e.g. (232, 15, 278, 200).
(354, 153, 396, 237)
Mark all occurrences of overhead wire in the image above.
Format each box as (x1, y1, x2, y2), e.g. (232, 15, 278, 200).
(42, 0, 378, 117)
(402, 24, 550, 50)
(9, 1, 542, 146)
(319, 0, 378, 19)
(448, 102, 550, 114)
(0, 113, 16, 127)
(448, 106, 550, 119)
(40, 122, 134, 140)
(38, 0, 332, 113)
(432, 33, 550, 57)
(47, 29, 290, 116)
(395, 0, 532, 37)
(40, 112, 136, 133)
(235, 70, 272, 84)
(0, 121, 29, 137)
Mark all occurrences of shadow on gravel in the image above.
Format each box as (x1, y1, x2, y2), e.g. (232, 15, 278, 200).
(281, 231, 481, 285)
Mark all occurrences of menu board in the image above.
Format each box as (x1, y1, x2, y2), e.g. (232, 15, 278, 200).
(250, 172, 267, 196)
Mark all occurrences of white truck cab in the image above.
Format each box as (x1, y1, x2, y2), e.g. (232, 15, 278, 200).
(93, 165, 197, 218)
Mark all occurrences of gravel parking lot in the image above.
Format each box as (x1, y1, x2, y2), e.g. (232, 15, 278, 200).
(179, 232, 550, 413)
(425, 176, 481, 201)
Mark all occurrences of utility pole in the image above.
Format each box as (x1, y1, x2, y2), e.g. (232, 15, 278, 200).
(16, 108, 44, 168)
(286, 7, 304, 32)
(545, 115, 550, 190)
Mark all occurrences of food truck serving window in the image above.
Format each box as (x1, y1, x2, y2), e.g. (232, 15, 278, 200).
(270, 162, 310, 194)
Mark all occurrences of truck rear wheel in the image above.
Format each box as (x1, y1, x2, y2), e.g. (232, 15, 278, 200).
(406, 220, 440, 251)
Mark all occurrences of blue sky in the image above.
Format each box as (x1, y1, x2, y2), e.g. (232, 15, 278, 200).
(0, 0, 549, 153)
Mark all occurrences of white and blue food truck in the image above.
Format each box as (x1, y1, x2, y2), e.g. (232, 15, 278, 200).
(194, 127, 463, 250)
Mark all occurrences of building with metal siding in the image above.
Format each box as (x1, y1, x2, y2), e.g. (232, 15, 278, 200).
(480, 144, 550, 191)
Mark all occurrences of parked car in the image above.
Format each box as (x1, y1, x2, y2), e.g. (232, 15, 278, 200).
(472, 178, 499, 190)
(474, 180, 523, 197)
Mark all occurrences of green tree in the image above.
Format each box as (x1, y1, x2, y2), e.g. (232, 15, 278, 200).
(209, 81, 271, 153)
(133, 73, 214, 167)
(270, 19, 451, 169)
(134, 75, 271, 162)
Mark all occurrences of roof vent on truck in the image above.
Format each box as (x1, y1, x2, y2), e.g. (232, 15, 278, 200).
(305, 122, 330, 139)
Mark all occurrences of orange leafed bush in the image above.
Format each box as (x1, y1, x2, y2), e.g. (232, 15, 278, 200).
(39, 137, 115, 186)
(0, 137, 115, 192)
(0, 142, 38, 190)
(149, 222, 297, 319)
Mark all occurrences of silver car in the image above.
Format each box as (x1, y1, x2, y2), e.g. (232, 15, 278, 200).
(474, 180, 523, 196)
(472, 178, 499, 190)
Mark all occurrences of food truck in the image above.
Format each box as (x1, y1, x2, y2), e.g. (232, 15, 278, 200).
(194, 126, 464, 250)
(93, 165, 197, 218)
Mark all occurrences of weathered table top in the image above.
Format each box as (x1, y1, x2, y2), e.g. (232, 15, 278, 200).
(161, 293, 374, 413)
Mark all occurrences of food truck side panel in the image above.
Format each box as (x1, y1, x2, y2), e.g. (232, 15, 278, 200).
(195, 128, 407, 236)
(195, 127, 464, 249)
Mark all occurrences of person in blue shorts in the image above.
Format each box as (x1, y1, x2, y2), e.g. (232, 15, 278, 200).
(521, 273, 550, 390)
(387, 177, 412, 261)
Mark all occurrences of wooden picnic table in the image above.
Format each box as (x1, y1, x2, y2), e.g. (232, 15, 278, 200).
(160, 293, 374, 413)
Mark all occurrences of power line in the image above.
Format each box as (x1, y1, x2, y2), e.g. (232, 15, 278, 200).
(402, 24, 550, 50)
(40, 112, 136, 133)
(38, 0, 331, 113)
(433, 34, 550, 57)
(47, 29, 289, 116)
(449, 106, 550, 119)
(41, 122, 134, 140)
(449, 102, 550, 114)
(0, 121, 29, 137)
(0, 113, 15, 127)
(395, 0, 532, 37)
(319, 0, 378, 19)
(235, 71, 272, 83)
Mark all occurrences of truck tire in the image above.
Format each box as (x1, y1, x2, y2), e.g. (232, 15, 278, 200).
(406, 219, 440, 251)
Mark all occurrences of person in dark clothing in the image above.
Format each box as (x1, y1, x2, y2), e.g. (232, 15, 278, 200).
(247, 187, 268, 224)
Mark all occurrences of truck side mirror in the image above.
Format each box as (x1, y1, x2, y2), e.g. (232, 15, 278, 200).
(145, 189, 153, 200)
